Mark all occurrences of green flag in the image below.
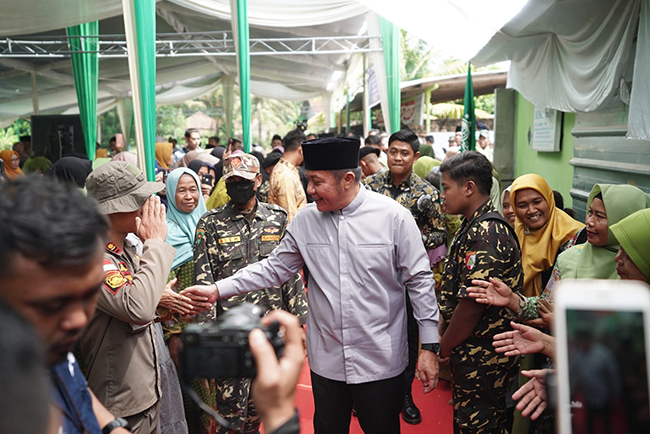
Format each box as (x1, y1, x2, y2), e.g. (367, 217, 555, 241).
(460, 62, 475, 152)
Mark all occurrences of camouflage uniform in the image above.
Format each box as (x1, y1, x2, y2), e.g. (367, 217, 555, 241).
(193, 200, 307, 434)
(364, 171, 446, 250)
(439, 200, 523, 434)
(256, 179, 270, 203)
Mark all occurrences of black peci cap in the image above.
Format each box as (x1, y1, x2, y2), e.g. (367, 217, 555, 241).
(302, 137, 361, 171)
(359, 146, 380, 160)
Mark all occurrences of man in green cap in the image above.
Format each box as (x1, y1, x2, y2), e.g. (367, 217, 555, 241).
(193, 152, 307, 434)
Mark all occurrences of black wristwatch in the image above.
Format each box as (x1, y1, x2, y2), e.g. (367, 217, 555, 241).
(421, 343, 441, 355)
(102, 417, 131, 434)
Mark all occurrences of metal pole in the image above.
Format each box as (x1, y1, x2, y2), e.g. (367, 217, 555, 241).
(363, 53, 370, 137)
(30, 71, 39, 115)
(346, 92, 351, 133)
(425, 87, 431, 133)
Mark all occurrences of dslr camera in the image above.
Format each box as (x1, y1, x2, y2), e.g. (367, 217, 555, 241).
(180, 303, 284, 380)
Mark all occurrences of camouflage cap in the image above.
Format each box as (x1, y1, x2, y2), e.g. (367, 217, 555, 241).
(222, 152, 260, 181)
(86, 161, 163, 214)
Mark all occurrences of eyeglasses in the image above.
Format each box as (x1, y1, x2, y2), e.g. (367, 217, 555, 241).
(10, 157, 20, 162)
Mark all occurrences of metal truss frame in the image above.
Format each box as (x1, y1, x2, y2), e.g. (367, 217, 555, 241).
(0, 31, 381, 58)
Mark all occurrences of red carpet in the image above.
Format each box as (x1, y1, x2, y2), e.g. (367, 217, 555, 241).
(285, 359, 454, 434)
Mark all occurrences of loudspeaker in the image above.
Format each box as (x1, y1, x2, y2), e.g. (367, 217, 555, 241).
(31, 115, 87, 163)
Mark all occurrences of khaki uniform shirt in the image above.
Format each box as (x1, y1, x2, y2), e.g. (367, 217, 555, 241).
(80, 239, 176, 417)
(268, 158, 307, 222)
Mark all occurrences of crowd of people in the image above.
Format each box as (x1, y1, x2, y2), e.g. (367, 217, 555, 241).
(0, 123, 649, 434)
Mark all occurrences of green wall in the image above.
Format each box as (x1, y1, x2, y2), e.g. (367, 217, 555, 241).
(514, 93, 575, 207)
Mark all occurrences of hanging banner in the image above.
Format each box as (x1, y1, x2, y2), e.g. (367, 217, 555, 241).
(67, 21, 98, 160)
(367, 66, 381, 108)
(400, 98, 416, 125)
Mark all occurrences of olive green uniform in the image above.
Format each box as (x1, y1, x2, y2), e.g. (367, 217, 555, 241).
(439, 200, 523, 434)
(363, 171, 446, 251)
(193, 201, 307, 434)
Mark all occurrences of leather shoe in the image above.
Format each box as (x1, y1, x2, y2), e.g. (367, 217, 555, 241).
(401, 394, 421, 425)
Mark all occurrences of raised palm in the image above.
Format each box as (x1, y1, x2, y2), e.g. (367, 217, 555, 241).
(493, 322, 546, 356)
(467, 278, 513, 307)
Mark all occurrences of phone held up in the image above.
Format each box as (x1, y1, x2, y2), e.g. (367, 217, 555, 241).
(554, 280, 650, 434)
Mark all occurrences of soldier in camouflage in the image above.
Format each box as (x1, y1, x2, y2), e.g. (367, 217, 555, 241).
(363, 129, 446, 425)
(193, 152, 308, 434)
(438, 151, 522, 434)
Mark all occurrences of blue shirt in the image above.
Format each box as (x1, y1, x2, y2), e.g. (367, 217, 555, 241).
(51, 353, 102, 434)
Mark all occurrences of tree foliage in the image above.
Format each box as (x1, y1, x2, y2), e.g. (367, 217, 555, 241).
(97, 84, 304, 150)
(0, 119, 32, 150)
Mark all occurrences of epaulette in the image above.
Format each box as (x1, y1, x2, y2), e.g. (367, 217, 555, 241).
(263, 202, 289, 216)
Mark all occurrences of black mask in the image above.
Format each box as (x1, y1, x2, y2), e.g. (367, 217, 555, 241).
(226, 180, 256, 205)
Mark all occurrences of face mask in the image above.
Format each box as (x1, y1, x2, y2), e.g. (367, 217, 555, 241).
(226, 180, 256, 205)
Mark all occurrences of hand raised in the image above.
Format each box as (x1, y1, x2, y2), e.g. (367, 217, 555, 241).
(493, 321, 547, 357)
(136, 195, 167, 241)
(512, 369, 550, 420)
(467, 278, 513, 307)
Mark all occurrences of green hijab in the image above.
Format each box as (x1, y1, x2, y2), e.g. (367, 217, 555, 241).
(413, 156, 440, 179)
(22, 157, 52, 174)
(418, 144, 435, 159)
(557, 184, 650, 279)
(610, 208, 650, 281)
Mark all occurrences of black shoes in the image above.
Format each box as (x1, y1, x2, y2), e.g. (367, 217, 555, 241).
(401, 394, 422, 425)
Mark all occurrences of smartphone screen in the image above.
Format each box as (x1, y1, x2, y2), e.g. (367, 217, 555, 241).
(202, 174, 213, 185)
(566, 309, 650, 433)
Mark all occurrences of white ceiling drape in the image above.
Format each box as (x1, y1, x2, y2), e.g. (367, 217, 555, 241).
(167, 0, 368, 27)
(472, 0, 641, 113)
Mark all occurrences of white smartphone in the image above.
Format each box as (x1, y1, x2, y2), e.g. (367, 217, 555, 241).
(554, 280, 650, 434)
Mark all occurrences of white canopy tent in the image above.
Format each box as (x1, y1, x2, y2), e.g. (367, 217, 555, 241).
(0, 0, 530, 128)
(0, 0, 376, 131)
(471, 0, 650, 140)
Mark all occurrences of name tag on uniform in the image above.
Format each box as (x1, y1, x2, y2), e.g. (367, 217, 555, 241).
(219, 236, 241, 244)
(261, 235, 280, 242)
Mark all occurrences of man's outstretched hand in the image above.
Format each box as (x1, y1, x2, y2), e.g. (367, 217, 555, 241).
(180, 284, 219, 310)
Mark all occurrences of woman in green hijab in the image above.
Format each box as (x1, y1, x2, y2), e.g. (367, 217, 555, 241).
(466, 183, 650, 327)
(413, 155, 440, 179)
(611, 207, 650, 282)
(22, 156, 52, 174)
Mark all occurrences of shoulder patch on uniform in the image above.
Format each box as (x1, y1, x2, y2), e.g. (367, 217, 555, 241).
(218, 236, 241, 244)
(263, 226, 281, 234)
(103, 270, 128, 295)
(195, 228, 206, 245)
(117, 262, 133, 283)
(466, 251, 477, 270)
(103, 259, 118, 272)
(105, 242, 122, 255)
(262, 235, 281, 242)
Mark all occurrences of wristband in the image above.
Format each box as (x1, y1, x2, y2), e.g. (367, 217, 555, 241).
(102, 417, 131, 434)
